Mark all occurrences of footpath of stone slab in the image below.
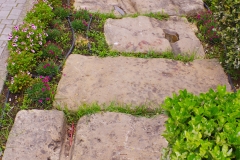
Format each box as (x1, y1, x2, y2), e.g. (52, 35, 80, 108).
(74, 0, 205, 16)
(3, 109, 168, 160)
(54, 54, 231, 111)
(2, 0, 233, 159)
(0, 0, 34, 93)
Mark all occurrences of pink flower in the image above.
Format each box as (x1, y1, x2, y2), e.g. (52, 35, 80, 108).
(22, 29, 26, 32)
(31, 24, 37, 30)
(31, 49, 35, 53)
(38, 99, 43, 103)
(12, 43, 17, 47)
(46, 97, 50, 101)
(42, 88, 45, 92)
(14, 25, 19, 31)
(42, 76, 50, 83)
(49, 50, 54, 54)
(39, 41, 42, 45)
(196, 14, 201, 20)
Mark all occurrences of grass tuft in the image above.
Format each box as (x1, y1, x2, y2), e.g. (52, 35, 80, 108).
(58, 102, 163, 124)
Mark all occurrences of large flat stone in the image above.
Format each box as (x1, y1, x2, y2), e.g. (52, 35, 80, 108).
(74, 0, 205, 16)
(104, 16, 205, 58)
(54, 54, 231, 110)
(71, 112, 168, 160)
(3, 110, 66, 160)
(104, 16, 171, 54)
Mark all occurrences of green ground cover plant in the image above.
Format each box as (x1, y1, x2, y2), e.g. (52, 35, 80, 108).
(42, 41, 63, 59)
(7, 51, 37, 75)
(46, 28, 62, 41)
(193, 0, 240, 79)
(36, 60, 59, 76)
(195, 10, 220, 44)
(24, 0, 54, 26)
(6, 72, 32, 93)
(161, 86, 240, 159)
(26, 76, 55, 106)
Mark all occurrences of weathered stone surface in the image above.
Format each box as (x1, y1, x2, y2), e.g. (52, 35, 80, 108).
(104, 16, 205, 58)
(104, 16, 171, 54)
(71, 112, 168, 160)
(54, 54, 231, 110)
(74, 0, 205, 16)
(3, 110, 66, 160)
(157, 16, 205, 57)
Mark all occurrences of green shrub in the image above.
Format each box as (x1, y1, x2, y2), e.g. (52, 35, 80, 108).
(24, 0, 54, 27)
(71, 20, 88, 31)
(161, 86, 240, 160)
(42, 42, 63, 59)
(8, 22, 47, 54)
(203, 0, 240, 72)
(7, 51, 37, 75)
(36, 60, 58, 76)
(6, 72, 33, 93)
(195, 11, 220, 43)
(53, 6, 71, 20)
(73, 9, 91, 21)
(50, 18, 63, 28)
(46, 28, 61, 41)
(26, 76, 54, 105)
(47, 0, 61, 8)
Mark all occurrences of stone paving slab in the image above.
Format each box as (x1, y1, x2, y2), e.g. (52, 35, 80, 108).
(71, 112, 168, 160)
(104, 16, 205, 58)
(74, 0, 205, 16)
(0, 0, 34, 93)
(54, 54, 231, 110)
(3, 110, 66, 160)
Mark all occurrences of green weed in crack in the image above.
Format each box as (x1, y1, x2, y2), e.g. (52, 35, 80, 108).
(58, 102, 163, 124)
(143, 11, 169, 21)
